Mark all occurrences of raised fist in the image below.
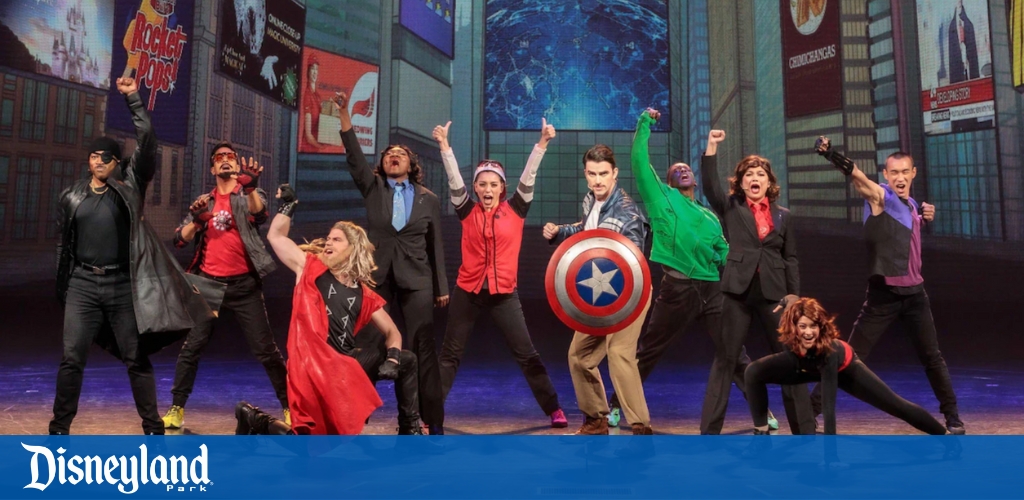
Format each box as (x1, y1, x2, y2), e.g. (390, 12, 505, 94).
(116, 77, 138, 96)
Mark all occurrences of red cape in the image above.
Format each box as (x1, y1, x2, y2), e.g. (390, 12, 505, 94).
(286, 254, 384, 434)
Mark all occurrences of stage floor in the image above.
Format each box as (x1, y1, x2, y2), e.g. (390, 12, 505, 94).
(3, 358, 1022, 436)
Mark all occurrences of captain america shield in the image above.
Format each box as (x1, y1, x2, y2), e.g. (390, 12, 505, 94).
(545, 228, 652, 336)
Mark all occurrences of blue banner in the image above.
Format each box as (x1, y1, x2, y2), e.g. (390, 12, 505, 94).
(106, 0, 194, 145)
(0, 436, 1018, 498)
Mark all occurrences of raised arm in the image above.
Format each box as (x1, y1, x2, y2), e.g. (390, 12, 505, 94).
(630, 109, 668, 202)
(433, 121, 470, 212)
(333, 92, 375, 197)
(701, 130, 729, 216)
(266, 185, 306, 275)
(509, 118, 554, 218)
(815, 136, 885, 214)
(174, 194, 212, 247)
(118, 77, 157, 189)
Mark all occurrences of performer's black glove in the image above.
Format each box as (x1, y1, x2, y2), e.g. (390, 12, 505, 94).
(189, 194, 213, 228)
(276, 184, 298, 217)
(814, 136, 854, 176)
(377, 348, 402, 380)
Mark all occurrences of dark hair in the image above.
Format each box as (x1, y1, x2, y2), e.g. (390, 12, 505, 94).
(210, 142, 236, 166)
(885, 151, 914, 169)
(375, 144, 423, 184)
(778, 298, 841, 356)
(729, 155, 780, 203)
(582, 144, 616, 169)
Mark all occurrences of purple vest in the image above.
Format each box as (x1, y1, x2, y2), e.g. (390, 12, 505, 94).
(862, 184, 923, 286)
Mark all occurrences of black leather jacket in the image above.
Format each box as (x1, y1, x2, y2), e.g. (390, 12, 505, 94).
(55, 92, 211, 341)
(552, 185, 649, 251)
(173, 186, 276, 279)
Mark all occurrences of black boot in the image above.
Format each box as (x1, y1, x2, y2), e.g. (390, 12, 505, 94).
(398, 417, 424, 435)
(236, 401, 292, 435)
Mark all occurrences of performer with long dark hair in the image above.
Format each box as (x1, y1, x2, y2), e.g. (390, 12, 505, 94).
(745, 297, 947, 435)
(432, 120, 567, 428)
(235, 186, 423, 435)
(331, 91, 449, 435)
(700, 130, 816, 435)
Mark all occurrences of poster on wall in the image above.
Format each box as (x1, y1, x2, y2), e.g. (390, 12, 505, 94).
(779, 0, 842, 118)
(1008, 0, 1024, 92)
(105, 0, 193, 145)
(217, 0, 305, 109)
(917, 0, 995, 135)
(0, 0, 113, 90)
(297, 47, 378, 155)
(484, 0, 669, 131)
(400, 0, 454, 58)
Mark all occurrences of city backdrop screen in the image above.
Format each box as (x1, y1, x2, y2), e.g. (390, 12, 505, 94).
(484, 0, 669, 131)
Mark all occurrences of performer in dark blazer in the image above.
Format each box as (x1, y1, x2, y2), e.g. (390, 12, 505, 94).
(332, 92, 449, 435)
(701, 130, 816, 435)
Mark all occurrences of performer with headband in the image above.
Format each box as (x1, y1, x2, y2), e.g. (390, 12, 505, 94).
(235, 186, 424, 435)
(812, 138, 965, 435)
(746, 297, 948, 435)
(432, 119, 568, 429)
(700, 130, 816, 435)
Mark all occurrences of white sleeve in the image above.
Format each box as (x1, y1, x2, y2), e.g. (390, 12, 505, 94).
(516, 144, 546, 203)
(441, 149, 468, 208)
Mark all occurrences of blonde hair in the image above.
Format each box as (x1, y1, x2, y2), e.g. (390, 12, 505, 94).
(299, 221, 378, 287)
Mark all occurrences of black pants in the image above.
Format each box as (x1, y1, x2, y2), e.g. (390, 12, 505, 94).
(811, 282, 959, 417)
(171, 272, 288, 408)
(439, 287, 561, 415)
(609, 275, 749, 434)
(51, 268, 163, 434)
(376, 276, 444, 427)
(710, 276, 816, 435)
(352, 340, 421, 427)
(747, 353, 946, 435)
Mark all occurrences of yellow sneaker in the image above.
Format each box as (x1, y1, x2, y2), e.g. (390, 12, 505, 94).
(162, 405, 184, 429)
(283, 408, 291, 427)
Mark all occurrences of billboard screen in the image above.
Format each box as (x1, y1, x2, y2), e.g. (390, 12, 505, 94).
(0, 0, 113, 90)
(483, 0, 669, 132)
(217, 0, 305, 109)
(917, 0, 995, 135)
(400, 0, 454, 59)
(780, 0, 843, 118)
(106, 0, 193, 145)
(297, 48, 378, 155)
(1009, 0, 1024, 92)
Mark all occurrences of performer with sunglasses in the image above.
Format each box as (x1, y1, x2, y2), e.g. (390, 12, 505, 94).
(161, 143, 289, 430)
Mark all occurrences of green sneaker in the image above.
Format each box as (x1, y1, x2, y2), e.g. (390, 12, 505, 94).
(162, 405, 184, 429)
(607, 407, 621, 428)
(766, 409, 779, 432)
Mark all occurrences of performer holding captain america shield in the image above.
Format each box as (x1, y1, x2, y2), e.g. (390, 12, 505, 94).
(543, 144, 653, 436)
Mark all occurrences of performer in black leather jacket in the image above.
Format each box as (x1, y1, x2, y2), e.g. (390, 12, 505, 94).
(51, 77, 211, 435)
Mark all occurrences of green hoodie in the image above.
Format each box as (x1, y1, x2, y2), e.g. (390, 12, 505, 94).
(630, 112, 728, 281)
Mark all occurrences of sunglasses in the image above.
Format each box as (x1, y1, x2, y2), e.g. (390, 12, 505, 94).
(383, 149, 409, 158)
(213, 151, 237, 162)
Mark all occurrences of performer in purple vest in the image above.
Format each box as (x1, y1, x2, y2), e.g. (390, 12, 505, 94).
(812, 139, 964, 434)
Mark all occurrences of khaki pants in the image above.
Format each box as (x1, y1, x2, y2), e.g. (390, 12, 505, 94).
(567, 290, 652, 426)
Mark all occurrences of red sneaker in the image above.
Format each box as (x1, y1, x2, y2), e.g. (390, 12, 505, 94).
(550, 408, 569, 428)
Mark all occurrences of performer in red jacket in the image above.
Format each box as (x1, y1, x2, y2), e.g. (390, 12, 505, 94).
(235, 186, 423, 435)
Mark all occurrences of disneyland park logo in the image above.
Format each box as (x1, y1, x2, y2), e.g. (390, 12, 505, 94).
(126, 0, 189, 109)
(21, 443, 211, 494)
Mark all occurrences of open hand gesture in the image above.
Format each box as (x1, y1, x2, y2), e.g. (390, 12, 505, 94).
(189, 194, 213, 226)
(236, 157, 263, 194)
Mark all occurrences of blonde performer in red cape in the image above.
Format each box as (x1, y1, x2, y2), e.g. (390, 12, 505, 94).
(234, 185, 425, 435)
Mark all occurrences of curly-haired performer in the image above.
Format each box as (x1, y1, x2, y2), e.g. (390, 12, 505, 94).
(234, 186, 424, 435)
(744, 298, 947, 435)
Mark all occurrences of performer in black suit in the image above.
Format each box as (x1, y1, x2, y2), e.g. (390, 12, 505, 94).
(700, 130, 816, 435)
(332, 92, 449, 435)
